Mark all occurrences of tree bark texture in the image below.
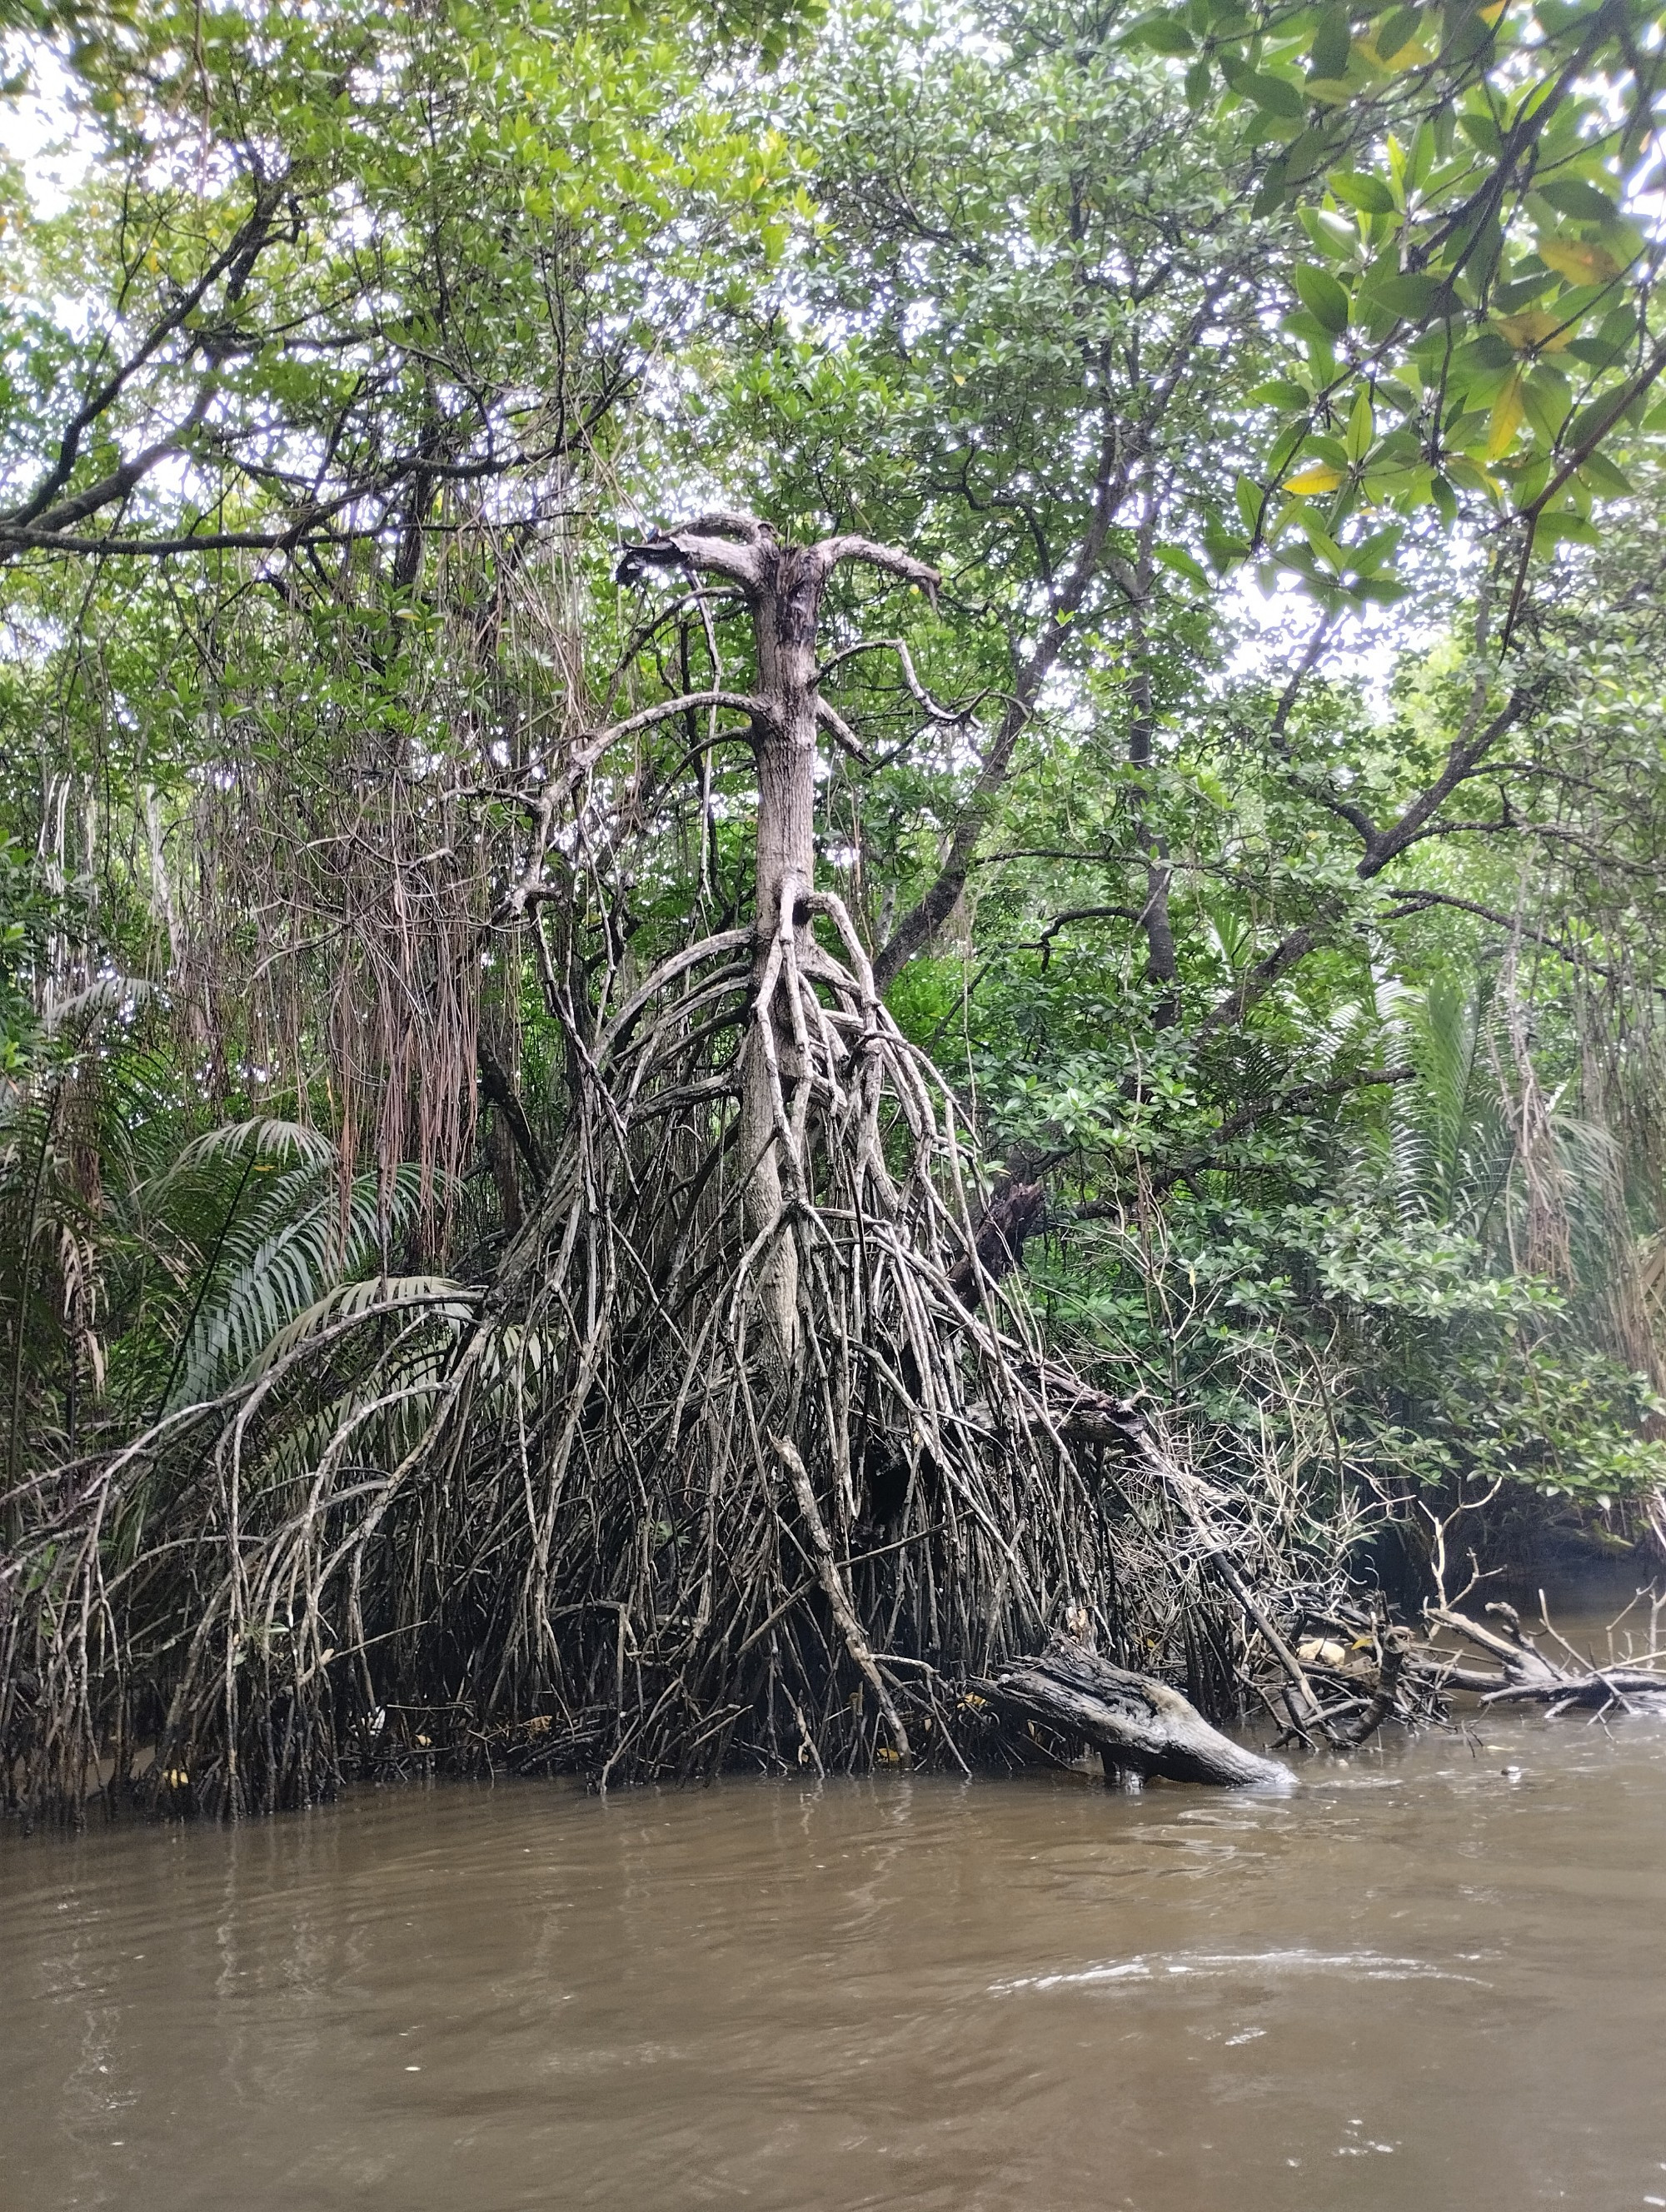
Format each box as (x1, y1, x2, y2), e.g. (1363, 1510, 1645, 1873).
(616, 515, 938, 1359)
(977, 1634, 1296, 1791)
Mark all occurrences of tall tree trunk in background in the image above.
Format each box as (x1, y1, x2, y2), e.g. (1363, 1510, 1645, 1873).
(1125, 596, 1180, 1032)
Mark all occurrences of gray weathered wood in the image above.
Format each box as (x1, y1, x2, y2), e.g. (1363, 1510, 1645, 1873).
(977, 1635, 1296, 1792)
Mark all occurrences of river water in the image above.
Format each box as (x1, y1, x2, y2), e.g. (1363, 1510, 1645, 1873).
(3, 1697, 1665, 2211)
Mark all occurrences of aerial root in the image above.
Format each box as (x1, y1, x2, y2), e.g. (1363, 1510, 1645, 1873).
(3, 929, 1380, 1820)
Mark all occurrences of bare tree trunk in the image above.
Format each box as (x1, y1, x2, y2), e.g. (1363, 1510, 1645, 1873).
(616, 515, 937, 1363)
(738, 544, 823, 1358)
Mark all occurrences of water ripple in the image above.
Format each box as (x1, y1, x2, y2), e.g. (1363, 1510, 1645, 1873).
(991, 1946, 1492, 1993)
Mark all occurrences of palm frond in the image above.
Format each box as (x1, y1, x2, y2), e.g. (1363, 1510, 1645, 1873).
(168, 1162, 430, 1406)
(255, 1273, 476, 1373)
(167, 1117, 334, 1178)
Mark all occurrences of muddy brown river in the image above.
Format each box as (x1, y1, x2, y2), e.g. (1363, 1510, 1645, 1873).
(3, 1694, 1665, 2210)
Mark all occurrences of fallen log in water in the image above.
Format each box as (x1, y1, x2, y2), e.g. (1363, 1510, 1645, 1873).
(1425, 1600, 1666, 1714)
(975, 1635, 1297, 1792)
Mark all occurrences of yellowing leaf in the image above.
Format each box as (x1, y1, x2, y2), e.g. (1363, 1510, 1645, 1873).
(1478, 0, 1507, 21)
(1286, 465, 1344, 494)
(1494, 308, 1574, 353)
(1485, 371, 1525, 461)
(1354, 32, 1431, 70)
(1538, 237, 1623, 286)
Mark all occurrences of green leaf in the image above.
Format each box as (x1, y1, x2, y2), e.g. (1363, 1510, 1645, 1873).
(1304, 434, 1353, 469)
(1562, 337, 1626, 369)
(1494, 271, 1559, 313)
(1299, 514, 1345, 566)
(1443, 7, 1495, 62)
(1222, 53, 1307, 116)
(1364, 271, 1444, 321)
(1577, 450, 1634, 499)
(1459, 109, 1503, 157)
(1345, 385, 1375, 461)
(1122, 8, 1190, 48)
(1250, 69, 1308, 117)
(1301, 206, 1360, 260)
(1309, 5, 1352, 79)
(1451, 331, 1514, 382)
(1329, 170, 1397, 214)
(1154, 543, 1212, 588)
(1351, 521, 1404, 570)
(1250, 379, 1314, 408)
(1406, 120, 1436, 195)
(1253, 157, 1292, 216)
(1565, 391, 1628, 453)
(1445, 455, 1499, 495)
(1269, 419, 1312, 475)
(1374, 5, 1422, 60)
(1294, 262, 1350, 334)
(1235, 474, 1266, 534)
(1534, 508, 1601, 547)
(1204, 524, 1252, 569)
(1536, 176, 1619, 226)
(1283, 127, 1334, 184)
(1521, 366, 1570, 442)
(1514, 456, 1552, 507)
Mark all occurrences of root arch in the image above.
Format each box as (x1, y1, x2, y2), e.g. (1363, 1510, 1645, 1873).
(0, 515, 1319, 1817)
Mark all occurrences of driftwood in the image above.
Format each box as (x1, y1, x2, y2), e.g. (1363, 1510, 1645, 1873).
(1426, 1599, 1666, 1714)
(1395, 1502, 1666, 1721)
(976, 1635, 1297, 1792)
(1038, 1378, 1355, 1741)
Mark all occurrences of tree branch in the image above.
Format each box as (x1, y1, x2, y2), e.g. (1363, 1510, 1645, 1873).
(2, 176, 289, 536)
(870, 305, 1225, 992)
(811, 533, 940, 602)
(814, 635, 973, 723)
(477, 1042, 548, 1187)
(616, 516, 771, 594)
(1196, 690, 1531, 1040)
(1379, 887, 1653, 996)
